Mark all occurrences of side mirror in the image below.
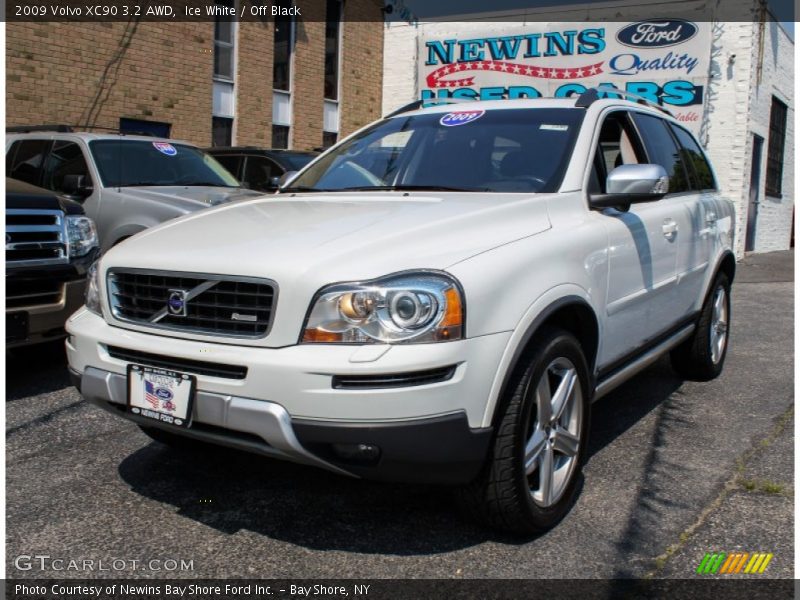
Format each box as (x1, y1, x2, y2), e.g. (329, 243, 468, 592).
(589, 164, 669, 210)
(62, 174, 93, 199)
(278, 170, 299, 188)
(269, 175, 281, 189)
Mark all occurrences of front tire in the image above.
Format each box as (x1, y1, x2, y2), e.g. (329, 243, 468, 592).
(458, 328, 590, 534)
(670, 272, 731, 381)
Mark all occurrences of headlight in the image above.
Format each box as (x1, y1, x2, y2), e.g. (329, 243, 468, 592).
(66, 215, 98, 257)
(85, 261, 102, 316)
(302, 272, 464, 344)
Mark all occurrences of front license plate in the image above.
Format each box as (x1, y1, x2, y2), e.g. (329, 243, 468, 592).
(127, 365, 195, 428)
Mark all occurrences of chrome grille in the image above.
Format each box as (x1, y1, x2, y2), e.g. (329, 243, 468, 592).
(108, 270, 277, 338)
(6, 209, 68, 265)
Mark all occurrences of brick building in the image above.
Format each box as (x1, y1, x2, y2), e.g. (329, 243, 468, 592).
(6, 0, 384, 151)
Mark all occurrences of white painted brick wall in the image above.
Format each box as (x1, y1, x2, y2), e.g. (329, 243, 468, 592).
(702, 22, 757, 258)
(383, 14, 795, 257)
(747, 21, 795, 254)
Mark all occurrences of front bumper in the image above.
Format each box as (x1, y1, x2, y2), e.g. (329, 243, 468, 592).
(6, 279, 86, 348)
(71, 366, 492, 484)
(66, 310, 510, 483)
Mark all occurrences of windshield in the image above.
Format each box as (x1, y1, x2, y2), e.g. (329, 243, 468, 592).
(90, 140, 240, 188)
(286, 108, 584, 194)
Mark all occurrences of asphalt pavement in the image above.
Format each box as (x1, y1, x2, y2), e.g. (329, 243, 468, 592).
(6, 251, 794, 580)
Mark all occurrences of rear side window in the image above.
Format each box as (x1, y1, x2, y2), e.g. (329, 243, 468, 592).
(668, 123, 717, 190)
(43, 141, 92, 194)
(213, 154, 243, 179)
(243, 156, 281, 191)
(8, 139, 50, 186)
(631, 113, 691, 194)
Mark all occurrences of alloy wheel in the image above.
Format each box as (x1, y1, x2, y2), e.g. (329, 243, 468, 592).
(524, 357, 583, 508)
(710, 285, 729, 365)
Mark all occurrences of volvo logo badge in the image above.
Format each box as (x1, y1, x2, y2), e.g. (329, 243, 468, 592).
(167, 289, 188, 316)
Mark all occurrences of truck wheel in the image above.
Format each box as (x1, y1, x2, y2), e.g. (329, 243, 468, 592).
(670, 272, 731, 381)
(458, 328, 590, 534)
(138, 425, 208, 452)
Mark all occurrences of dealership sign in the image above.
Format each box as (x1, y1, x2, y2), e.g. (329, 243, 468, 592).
(418, 20, 711, 129)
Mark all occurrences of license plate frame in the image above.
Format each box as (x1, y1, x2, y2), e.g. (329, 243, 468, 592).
(126, 364, 196, 428)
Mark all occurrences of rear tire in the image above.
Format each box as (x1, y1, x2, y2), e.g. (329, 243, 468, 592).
(670, 272, 731, 381)
(457, 327, 590, 534)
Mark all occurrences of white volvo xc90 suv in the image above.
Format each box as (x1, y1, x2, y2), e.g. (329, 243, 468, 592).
(66, 91, 735, 533)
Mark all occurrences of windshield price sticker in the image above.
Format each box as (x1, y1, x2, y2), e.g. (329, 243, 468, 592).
(540, 124, 569, 131)
(152, 142, 177, 156)
(439, 110, 485, 127)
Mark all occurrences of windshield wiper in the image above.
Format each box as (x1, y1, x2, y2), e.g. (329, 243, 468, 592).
(117, 182, 162, 187)
(331, 185, 489, 192)
(177, 182, 235, 187)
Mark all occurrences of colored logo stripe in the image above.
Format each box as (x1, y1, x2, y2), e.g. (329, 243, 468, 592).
(697, 552, 773, 574)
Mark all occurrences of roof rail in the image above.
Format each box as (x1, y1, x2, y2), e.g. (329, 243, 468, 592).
(6, 124, 74, 133)
(575, 87, 674, 116)
(384, 97, 475, 118)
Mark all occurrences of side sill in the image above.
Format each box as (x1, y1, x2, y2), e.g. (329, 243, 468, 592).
(593, 323, 695, 401)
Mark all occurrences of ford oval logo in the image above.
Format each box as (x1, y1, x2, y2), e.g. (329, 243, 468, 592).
(155, 387, 173, 401)
(616, 20, 698, 48)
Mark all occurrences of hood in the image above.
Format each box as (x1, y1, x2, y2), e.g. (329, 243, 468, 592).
(114, 185, 263, 207)
(6, 178, 85, 215)
(102, 192, 553, 346)
(107, 192, 552, 280)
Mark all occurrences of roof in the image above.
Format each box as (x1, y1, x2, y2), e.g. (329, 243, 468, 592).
(6, 130, 191, 145)
(205, 146, 318, 156)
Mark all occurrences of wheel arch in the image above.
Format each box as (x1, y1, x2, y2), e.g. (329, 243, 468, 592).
(481, 294, 600, 429)
(716, 250, 736, 285)
(697, 250, 736, 310)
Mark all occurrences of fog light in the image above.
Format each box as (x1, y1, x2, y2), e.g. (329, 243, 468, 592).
(331, 442, 381, 465)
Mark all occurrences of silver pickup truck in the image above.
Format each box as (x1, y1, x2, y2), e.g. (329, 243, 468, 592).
(6, 128, 263, 252)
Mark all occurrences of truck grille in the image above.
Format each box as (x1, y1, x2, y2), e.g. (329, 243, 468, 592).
(107, 270, 277, 338)
(6, 209, 68, 265)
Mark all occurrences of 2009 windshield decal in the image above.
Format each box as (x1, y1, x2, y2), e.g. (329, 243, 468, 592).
(440, 110, 485, 126)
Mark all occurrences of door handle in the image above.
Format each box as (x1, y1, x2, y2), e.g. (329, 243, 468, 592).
(705, 211, 717, 225)
(662, 218, 678, 239)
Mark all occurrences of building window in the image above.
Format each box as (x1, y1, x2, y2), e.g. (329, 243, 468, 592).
(213, 1, 235, 81)
(273, 14, 293, 91)
(272, 125, 290, 150)
(213, 117, 233, 147)
(323, 0, 342, 147)
(765, 96, 788, 197)
(119, 118, 171, 138)
(212, 1, 236, 147)
(322, 131, 338, 149)
(273, 14, 294, 148)
(324, 0, 342, 101)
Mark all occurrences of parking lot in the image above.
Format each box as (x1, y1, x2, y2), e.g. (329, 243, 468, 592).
(6, 251, 794, 580)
